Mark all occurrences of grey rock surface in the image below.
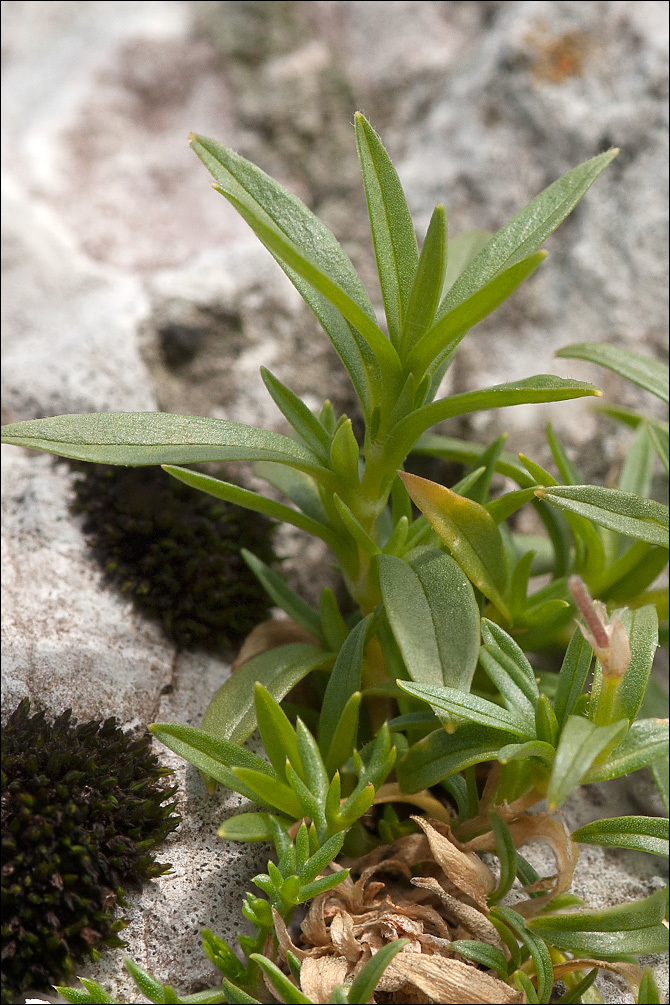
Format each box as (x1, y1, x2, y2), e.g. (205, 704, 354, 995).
(2, 2, 667, 1002)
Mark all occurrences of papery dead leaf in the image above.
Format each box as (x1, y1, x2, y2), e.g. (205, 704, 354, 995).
(330, 911, 362, 963)
(300, 955, 350, 1004)
(551, 957, 642, 987)
(387, 953, 523, 1004)
(412, 817, 496, 907)
(410, 877, 505, 951)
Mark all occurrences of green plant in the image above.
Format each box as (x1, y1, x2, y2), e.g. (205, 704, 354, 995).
(1, 701, 180, 1004)
(2, 115, 668, 1003)
(69, 463, 276, 650)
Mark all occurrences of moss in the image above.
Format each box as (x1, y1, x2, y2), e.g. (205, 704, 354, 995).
(1, 699, 180, 1003)
(69, 464, 276, 651)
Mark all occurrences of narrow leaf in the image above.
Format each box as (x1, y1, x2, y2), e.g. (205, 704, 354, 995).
(391, 376, 601, 467)
(547, 717, 629, 810)
(396, 724, 515, 793)
(492, 907, 553, 1004)
(0, 412, 331, 479)
(572, 816, 668, 857)
(242, 550, 323, 641)
(260, 367, 331, 458)
(355, 113, 419, 345)
(400, 204, 447, 355)
(408, 252, 546, 375)
(319, 617, 371, 755)
(585, 718, 669, 782)
(450, 940, 508, 978)
(535, 485, 669, 548)
(553, 628, 593, 728)
(439, 149, 618, 316)
(398, 680, 535, 738)
(556, 342, 668, 403)
(249, 955, 312, 1004)
(254, 683, 303, 783)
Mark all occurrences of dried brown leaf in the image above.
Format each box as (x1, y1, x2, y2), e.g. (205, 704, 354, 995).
(410, 877, 505, 951)
(330, 911, 362, 963)
(300, 955, 350, 1004)
(412, 817, 496, 907)
(387, 953, 523, 1004)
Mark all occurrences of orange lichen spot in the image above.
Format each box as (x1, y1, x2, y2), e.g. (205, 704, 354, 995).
(526, 27, 590, 84)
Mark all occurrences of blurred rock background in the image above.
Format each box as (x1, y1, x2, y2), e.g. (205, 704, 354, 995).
(2, 2, 668, 1001)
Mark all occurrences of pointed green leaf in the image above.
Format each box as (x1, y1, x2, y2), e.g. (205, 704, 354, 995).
(391, 376, 601, 465)
(556, 342, 668, 403)
(449, 941, 508, 979)
(221, 981, 261, 1004)
(249, 955, 312, 1004)
(398, 679, 535, 738)
(124, 959, 166, 1003)
(234, 766, 305, 818)
(253, 460, 329, 522)
(638, 966, 663, 1004)
(481, 620, 539, 693)
(323, 693, 362, 777)
(651, 758, 669, 813)
(260, 367, 331, 458)
(346, 938, 411, 1004)
(489, 812, 519, 903)
(648, 422, 669, 475)
(354, 113, 418, 345)
(200, 643, 330, 745)
(333, 494, 380, 557)
(218, 812, 275, 842)
(546, 421, 581, 485)
(254, 683, 303, 783)
(491, 907, 553, 1004)
(55, 980, 118, 1004)
(319, 616, 371, 755)
(547, 716, 629, 810)
(497, 740, 555, 766)
(439, 149, 618, 316)
(221, 187, 402, 385)
(399, 473, 511, 619)
(553, 628, 594, 728)
(400, 204, 447, 355)
(479, 646, 537, 728)
(149, 722, 274, 804)
(378, 548, 480, 690)
(241, 550, 324, 641)
(163, 465, 338, 550)
(572, 815, 668, 857)
(0, 411, 332, 482)
(585, 718, 669, 782)
(408, 252, 546, 374)
(396, 725, 510, 794)
(536, 485, 668, 547)
(527, 887, 669, 957)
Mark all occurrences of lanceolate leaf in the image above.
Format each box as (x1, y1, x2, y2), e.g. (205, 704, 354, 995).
(442, 230, 493, 295)
(400, 204, 447, 356)
(0, 412, 331, 479)
(399, 473, 511, 619)
(527, 887, 669, 957)
(546, 716, 629, 810)
(553, 628, 593, 728)
(241, 550, 324, 641)
(163, 465, 338, 550)
(438, 149, 618, 316)
(572, 816, 669, 857)
(398, 680, 536, 738)
(391, 376, 601, 463)
(407, 252, 546, 375)
(354, 113, 419, 346)
(200, 643, 330, 745)
(319, 616, 371, 755)
(378, 548, 480, 691)
(585, 718, 669, 783)
(396, 724, 516, 793)
(535, 485, 669, 548)
(556, 342, 669, 403)
(260, 367, 331, 459)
